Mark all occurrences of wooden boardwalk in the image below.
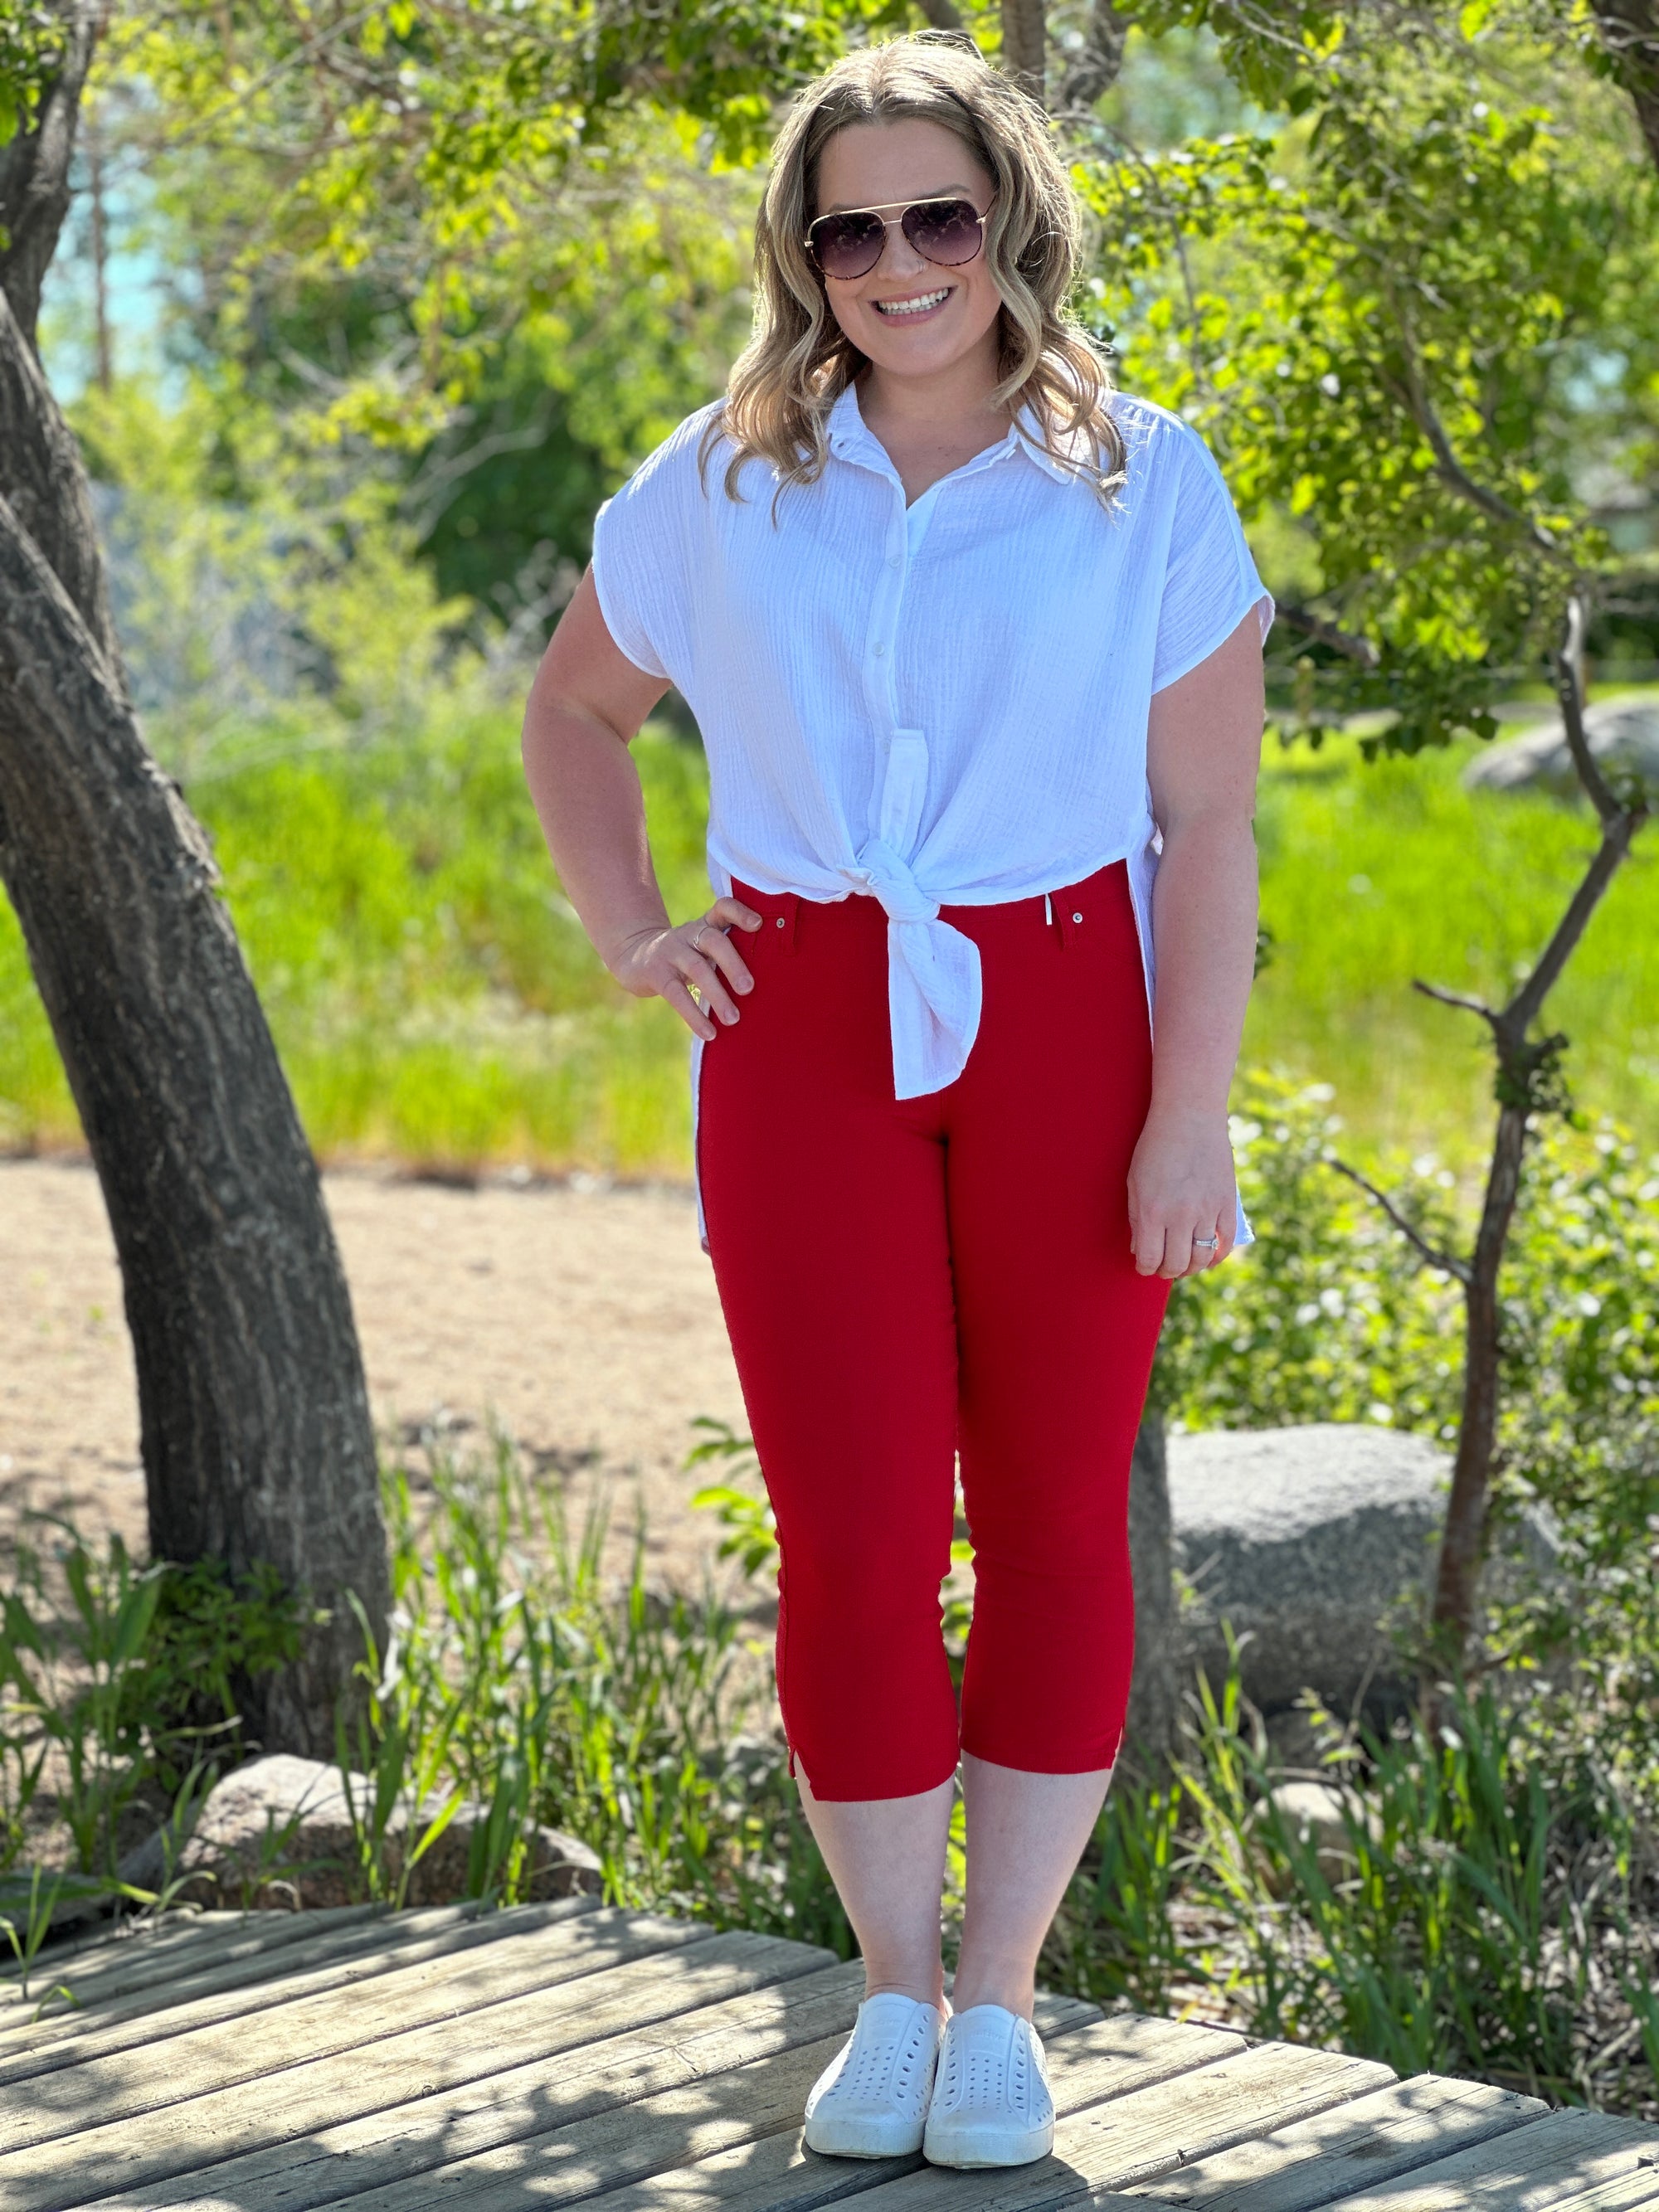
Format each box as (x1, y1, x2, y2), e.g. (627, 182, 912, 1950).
(0, 1898, 1655, 2211)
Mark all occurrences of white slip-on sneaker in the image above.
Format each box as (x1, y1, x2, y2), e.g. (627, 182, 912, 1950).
(922, 2003, 1056, 2168)
(802, 1991, 946, 2158)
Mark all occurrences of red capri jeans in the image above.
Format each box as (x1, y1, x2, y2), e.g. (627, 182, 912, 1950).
(697, 858, 1170, 1802)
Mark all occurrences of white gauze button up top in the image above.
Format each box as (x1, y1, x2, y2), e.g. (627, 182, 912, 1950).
(591, 378, 1274, 1243)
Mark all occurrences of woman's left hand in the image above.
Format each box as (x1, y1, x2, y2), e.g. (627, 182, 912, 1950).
(1127, 1106, 1238, 1279)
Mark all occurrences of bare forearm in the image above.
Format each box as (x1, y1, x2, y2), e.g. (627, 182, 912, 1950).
(518, 620, 761, 1041)
(1147, 814, 1258, 1126)
(520, 679, 669, 980)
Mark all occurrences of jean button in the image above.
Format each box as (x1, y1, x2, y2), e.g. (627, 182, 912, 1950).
(1072, 912, 1084, 924)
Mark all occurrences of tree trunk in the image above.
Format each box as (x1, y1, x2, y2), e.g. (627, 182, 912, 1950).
(1125, 1407, 1180, 1778)
(0, 3, 388, 1757)
(1056, 0, 1131, 119)
(1590, 0, 1659, 171)
(1001, 0, 1048, 103)
(1427, 1100, 1525, 1661)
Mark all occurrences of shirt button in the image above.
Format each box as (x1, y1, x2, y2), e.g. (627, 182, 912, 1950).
(873, 643, 887, 657)
(888, 556, 901, 570)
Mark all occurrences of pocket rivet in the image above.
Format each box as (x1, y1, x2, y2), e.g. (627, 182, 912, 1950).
(1072, 912, 1084, 924)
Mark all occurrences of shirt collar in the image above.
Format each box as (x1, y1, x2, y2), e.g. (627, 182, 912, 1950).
(825, 377, 1088, 487)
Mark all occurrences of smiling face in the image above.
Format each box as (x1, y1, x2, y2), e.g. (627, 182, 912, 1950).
(810, 118, 1004, 388)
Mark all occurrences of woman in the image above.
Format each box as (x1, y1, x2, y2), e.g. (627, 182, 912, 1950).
(521, 31, 1270, 2172)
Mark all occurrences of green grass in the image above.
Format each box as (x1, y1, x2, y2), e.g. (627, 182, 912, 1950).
(2, 706, 1655, 1174)
(1249, 722, 1659, 1169)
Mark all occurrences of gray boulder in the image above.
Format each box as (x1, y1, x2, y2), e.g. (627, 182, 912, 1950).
(119, 1753, 603, 1911)
(1463, 694, 1659, 800)
(1166, 1423, 1450, 1719)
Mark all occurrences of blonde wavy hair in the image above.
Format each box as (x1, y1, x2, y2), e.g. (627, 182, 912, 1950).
(699, 31, 1126, 513)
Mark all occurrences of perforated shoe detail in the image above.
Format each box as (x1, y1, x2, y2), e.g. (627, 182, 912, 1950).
(922, 2005, 1055, 2169)
(803, 1992, 945, 2158)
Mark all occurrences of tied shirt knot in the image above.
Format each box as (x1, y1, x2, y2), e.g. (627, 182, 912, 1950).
(849, 838, 981, 1101)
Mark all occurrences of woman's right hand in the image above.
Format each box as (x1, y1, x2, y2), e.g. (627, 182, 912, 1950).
(610, 897, 763, 1041)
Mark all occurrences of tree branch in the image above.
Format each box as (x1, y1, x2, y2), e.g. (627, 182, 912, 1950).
(0, 279, 121, 674)
(0, 0, 100, 348)
(1413, 977, 1500, 1029)
(1383, 327, 1571, 567)
(1055, 0, 1131, 119)
(1550, 593, 1623, 827)
(915, 0, 967, 29)
(1273, 602, 1380, 667)
(1326, 1155, 1471, 1283)
(1502, 810, 1645, 1043)
(1589, 0, 1659, 173)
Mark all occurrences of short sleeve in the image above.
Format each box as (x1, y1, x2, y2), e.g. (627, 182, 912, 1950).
(588, 408, 714, 684)
(1151, 423, 1276, 693)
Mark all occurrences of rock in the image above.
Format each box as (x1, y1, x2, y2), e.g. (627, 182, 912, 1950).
(1463, 695, 1659, 800)
(1166, 1423, 1450, 1719)
(119, 1753, 603, 1911)
(1262, 1778, 1380, 1889)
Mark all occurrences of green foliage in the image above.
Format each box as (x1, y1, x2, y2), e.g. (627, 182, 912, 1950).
(1245, 728, 1659, 1158)
(1080, 7, 1657, 744)
(1485, 1129, 1659, 1789)
(0, 1522, 309, 1886)
(1155, 1072, 1464, 1435)
(358, 1428, 850, 1949)
(1048, 1662, 1659, 2112)
(0, 2, 64, 153)
(111, 3, 837, 455)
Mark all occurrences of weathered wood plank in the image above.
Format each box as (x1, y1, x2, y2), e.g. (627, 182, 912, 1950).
(583, 2013, 1255, 2212)
(74, 1961, 867, 2212)
(1119, 2073, 1548, 2210)
(0, 1905, 716, 2153)
(1297, 2107, 1659, 2210)
(61, 1983, 1155, 2212)
(0, 1928, 834, 2210)
(1540, 2163, 1659, 2212)
(0, 1908, 386, 2019)
(595, 2036, 1392, 2212)
(0, 1898, 608, 2082)
(315, 2003, 1243, 2212)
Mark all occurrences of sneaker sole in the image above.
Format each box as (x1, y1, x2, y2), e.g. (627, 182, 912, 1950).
(922, 2119, 1054, 2168)
(804, 2113, 927, 2159)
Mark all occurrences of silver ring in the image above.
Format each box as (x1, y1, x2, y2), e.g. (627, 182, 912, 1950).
(1193, 1233, 1220, 1250)
(693, 921, 713, 952)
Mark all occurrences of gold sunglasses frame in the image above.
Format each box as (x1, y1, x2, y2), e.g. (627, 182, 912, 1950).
(800, 192, 999, 277)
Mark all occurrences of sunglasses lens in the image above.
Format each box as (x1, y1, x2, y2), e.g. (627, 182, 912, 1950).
(902, 198, 985, 265)
(811, 211, 885, 280)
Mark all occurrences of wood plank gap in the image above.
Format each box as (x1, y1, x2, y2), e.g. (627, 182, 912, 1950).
(1289, 2106, 1659, 2210)
(287, 1998, 1247, 2212)
(572, 2010, 1258, 2212)
(1, 1908, 387, 2017)
(1115, 2072, 1550, 2210)
(2, 1928, 837, 2210)
(0, 1898, 606, 2082)
(0, 1908, 727, 2155)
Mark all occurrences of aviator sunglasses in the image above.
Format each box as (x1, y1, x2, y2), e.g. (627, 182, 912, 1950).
(802, 191, 997, 283)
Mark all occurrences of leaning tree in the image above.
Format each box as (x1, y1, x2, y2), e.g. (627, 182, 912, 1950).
(0, 2, 390, 1755)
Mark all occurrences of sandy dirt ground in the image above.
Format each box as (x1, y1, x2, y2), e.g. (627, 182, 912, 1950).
(0, 1156, 752, 1592)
